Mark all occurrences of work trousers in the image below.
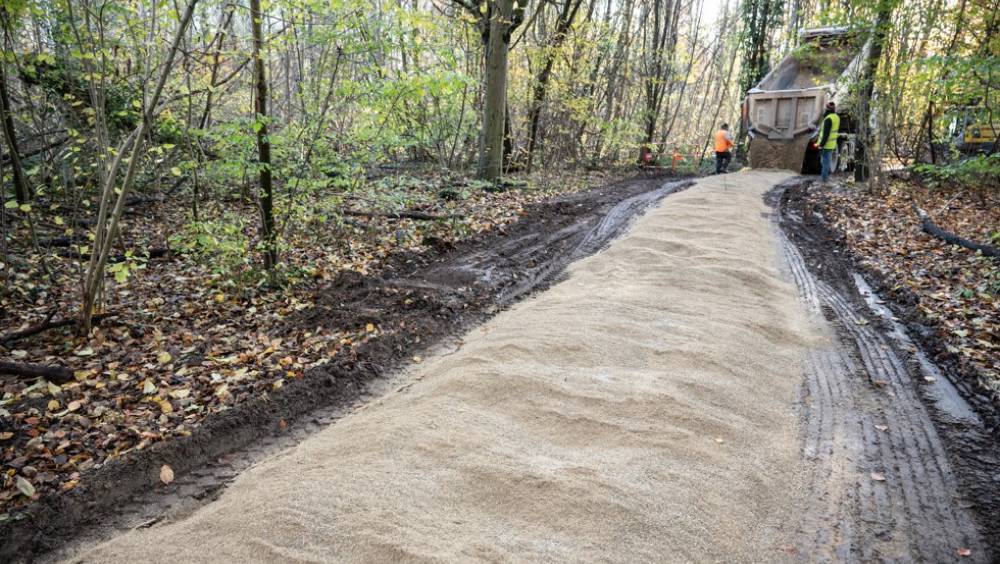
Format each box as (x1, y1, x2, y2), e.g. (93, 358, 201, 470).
(820, 148, 835, 181)
(715, 151, 732, 174)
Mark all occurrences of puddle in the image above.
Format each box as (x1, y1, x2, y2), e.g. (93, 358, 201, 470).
(852, 272, 981, 425)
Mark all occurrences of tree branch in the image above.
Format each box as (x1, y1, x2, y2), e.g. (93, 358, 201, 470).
(915, 206, 1000, 258)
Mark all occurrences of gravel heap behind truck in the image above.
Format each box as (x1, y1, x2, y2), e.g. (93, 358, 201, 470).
(745, 27, 867, 174)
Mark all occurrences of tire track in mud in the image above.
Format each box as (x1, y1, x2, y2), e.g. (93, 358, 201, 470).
(774, 181, 991, 562)
(418, 179, 693, 307)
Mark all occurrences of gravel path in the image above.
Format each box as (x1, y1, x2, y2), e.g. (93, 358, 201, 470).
(73, 170, 821, 563)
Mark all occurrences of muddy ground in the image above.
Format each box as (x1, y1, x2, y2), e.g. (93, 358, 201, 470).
(779, 180, 1000, 560)
(1, 172, 692, 563)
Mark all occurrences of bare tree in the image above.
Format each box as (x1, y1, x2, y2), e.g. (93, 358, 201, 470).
(79, 0, 199, 332)
(525, 0, 585, 172)
(854, 0, 898, 184)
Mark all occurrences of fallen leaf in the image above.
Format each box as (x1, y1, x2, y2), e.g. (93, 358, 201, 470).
(159, 464, 174, 485)
(47, 400, 60, 411)
(875, 425, 889, 431)
(15, 476, 35, 497)
(75, 347, 95, 357)
(47, 381, 62, 396)
(870, 472, 886, 482)
(366, 323, 376, 333)
(67, 400, 82, 412)
(157, 351, 172, 364)
(142, 379, 157, 395)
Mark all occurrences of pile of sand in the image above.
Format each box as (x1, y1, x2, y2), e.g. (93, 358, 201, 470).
(749, 136, 812, 172)
(77, 170, 821, 563)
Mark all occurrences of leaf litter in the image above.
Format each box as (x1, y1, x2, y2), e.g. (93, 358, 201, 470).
(805, 179, 999, 402)
(0, 169, 612, 519)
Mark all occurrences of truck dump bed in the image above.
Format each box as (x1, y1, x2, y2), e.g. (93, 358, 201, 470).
(746, 28, 864, 171)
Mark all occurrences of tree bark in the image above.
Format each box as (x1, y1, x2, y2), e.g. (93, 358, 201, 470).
(854, 0, 895, 182)
(915, 207, 1000, 258)
(525, 0, 583, 173)
(477, 0, 514, 182)
(0, 362, 74, 384)
(735, 0, 781, 150)
(250, 0, 277, 271)
(80, 0, 199, 333)
(638, 0, 680, 162)
(2, 312, 117, 344)
(0, 10, 30, 204)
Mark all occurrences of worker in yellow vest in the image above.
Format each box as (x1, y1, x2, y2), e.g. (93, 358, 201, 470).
(714, 123, 734, 174)
(818, 101, 840, 182)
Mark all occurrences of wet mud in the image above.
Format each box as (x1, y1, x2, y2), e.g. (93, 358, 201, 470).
(776, 180, 1000, 562)
(1, 173, 692, 563)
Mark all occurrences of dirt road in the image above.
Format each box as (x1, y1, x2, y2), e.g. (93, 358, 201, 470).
(66, 171, 991, 562)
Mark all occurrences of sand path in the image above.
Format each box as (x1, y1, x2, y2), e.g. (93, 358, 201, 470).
(77, 170, 824, 563)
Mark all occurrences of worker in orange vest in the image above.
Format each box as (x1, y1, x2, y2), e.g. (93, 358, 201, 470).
(714, 123, 734, 174)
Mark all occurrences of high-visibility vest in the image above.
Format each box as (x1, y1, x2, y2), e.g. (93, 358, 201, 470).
(822, 113, 840, 150)
(714, 130, 733, 152)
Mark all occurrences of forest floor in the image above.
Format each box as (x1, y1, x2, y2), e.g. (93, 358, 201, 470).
(5, 169, 999, 562)
(0, 167, 691, 560)
(792, 177, 999, 419)
(57, 170, 997, 563)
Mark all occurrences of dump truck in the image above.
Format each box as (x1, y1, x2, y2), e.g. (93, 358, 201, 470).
(744, 27, 867, 174)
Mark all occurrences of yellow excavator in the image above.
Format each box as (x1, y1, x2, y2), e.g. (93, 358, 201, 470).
(947, 106, 998, 154)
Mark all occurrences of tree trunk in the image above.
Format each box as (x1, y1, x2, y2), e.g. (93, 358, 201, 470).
(638, 0, 679, 162)
(251, 0, 277, 271)
(79, 0, 199, 333)
(0, 15, 30, 204)
(735, 0, 781, 150)
(525, 0, 583, 173)
(854, 0, 895, 183)
(478, 0, 513, 182)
